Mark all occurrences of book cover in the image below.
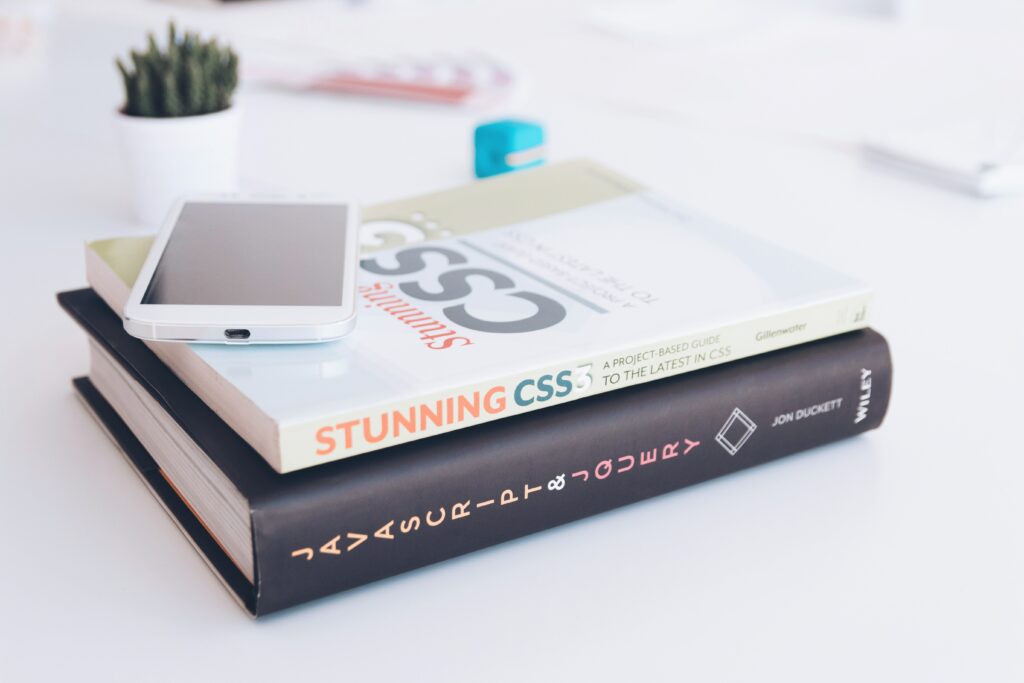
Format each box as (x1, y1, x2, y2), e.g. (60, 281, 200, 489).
(86, 160, 872, 472)
(61, 288, 892, 616)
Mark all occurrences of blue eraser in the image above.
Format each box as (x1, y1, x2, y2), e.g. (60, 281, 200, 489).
(474, 119, 546, 179)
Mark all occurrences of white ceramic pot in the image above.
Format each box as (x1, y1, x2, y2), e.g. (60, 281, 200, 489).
(117, 106, 241, 225)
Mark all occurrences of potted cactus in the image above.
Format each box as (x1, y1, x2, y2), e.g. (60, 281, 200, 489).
(116, 23, 241, 223)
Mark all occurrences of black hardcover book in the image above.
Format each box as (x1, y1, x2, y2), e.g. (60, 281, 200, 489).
(60, 288, 892, 616)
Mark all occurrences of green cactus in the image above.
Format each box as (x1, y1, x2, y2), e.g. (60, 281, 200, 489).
(116, 22, 239, 118)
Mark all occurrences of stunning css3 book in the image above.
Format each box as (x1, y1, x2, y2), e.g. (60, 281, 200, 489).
(86, 160, 872, 472)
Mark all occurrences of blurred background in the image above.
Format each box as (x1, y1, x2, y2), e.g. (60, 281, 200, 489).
(6, 0, 1024, 220)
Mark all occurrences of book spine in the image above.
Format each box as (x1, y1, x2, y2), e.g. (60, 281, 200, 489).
(281, 291, 873, 472)
(253, 329, 891, 615)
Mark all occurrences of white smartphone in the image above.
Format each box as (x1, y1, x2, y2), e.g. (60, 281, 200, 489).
(124, 195, 359, 344)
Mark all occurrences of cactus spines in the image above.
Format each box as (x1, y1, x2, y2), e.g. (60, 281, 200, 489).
(116, 22, 238, 118)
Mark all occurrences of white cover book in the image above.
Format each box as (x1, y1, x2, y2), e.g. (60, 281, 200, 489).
(86, 160, 871, 473)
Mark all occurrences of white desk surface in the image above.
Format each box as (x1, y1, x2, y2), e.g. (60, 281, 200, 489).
(2, 1, 1022, 680)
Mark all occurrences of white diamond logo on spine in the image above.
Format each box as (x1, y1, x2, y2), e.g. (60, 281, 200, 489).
(715, 407, 757, 456)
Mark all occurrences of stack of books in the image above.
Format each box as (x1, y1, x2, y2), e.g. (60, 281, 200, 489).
(59, 160, 892, 616)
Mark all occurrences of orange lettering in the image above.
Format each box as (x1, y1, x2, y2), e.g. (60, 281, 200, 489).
(483, 386, 506, 414)
(315, 426, 336, 456)
(392, 407, 416, 437)
(363, 415, 389, 443)
(335, 420, 359, 450)
(419, 400, 444, 430)
(358, 281, 392, 294)
(425, 336, 473, 350)
(425, 508, 446, 527)
(452, 501, 471, 520)
(457, 393, 480, 420)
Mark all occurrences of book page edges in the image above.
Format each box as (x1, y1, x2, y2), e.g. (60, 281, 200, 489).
(85, 241, 285, 472)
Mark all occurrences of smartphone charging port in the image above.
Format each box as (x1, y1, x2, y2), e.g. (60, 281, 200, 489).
(224, 329, 251, 340)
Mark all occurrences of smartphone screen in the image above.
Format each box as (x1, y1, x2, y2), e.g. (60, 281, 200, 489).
(142, 201, 351, 307)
